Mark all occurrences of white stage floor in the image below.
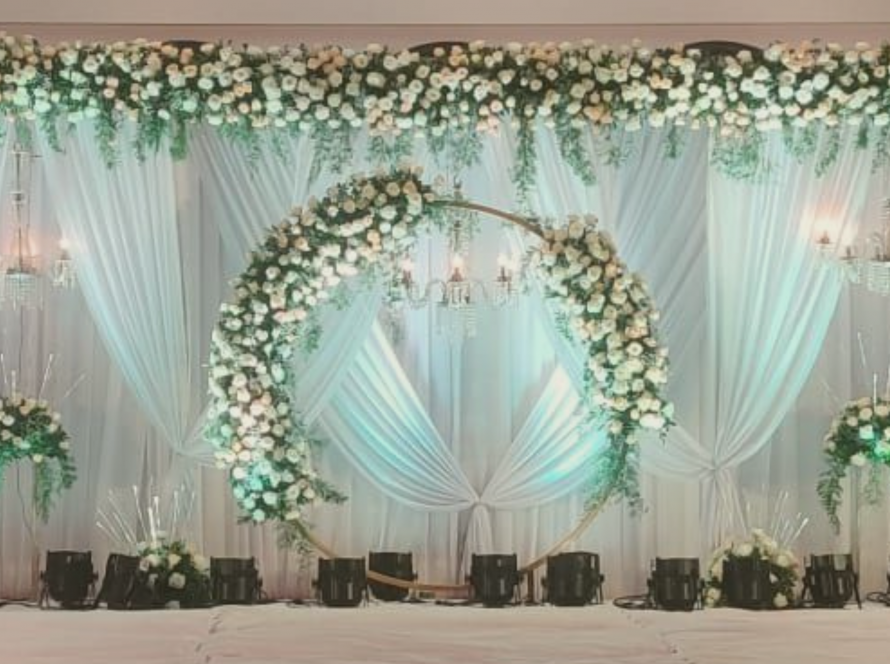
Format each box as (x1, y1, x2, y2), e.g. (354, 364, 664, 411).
(0, 602, 887, 663)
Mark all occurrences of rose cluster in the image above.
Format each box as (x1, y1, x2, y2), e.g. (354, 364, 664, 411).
(206, 167, 434, 525)
(1, 34, 888, 173)
(531, 215, 672, 446)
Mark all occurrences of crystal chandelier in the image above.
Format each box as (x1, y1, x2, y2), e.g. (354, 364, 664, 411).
(0, 144, 75, 310)
(385, 183, 524, 339)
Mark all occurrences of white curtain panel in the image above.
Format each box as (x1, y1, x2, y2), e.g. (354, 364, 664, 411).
(38, 126, 203, 457)
(693, 131, 870, 546)
(192, 128, 315, 271)
(0, 126, 172, 598)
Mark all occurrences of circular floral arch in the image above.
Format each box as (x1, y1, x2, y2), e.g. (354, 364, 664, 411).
(206, 167, 672, 548)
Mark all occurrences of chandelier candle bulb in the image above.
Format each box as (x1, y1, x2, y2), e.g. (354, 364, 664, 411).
(450, 254, 465, 281)
(497, 253, 510, 280)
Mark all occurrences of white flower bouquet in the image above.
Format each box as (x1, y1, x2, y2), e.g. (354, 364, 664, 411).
(137, 535, 210, 608)
(0, 394, 75, 521)
(818, 397, 890, 530)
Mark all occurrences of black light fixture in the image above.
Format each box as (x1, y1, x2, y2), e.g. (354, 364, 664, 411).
(648, 557, 702, 611)
(315, 557, 367, 607)
(368, 552, 416, 602)
(95, 553, 140, 609)
(803, 553, 861, 608)
(543, 551, 605, 606)
(722, 556, 772, 609)
(468, 554, 519, 607)
(211, 557, 262, 605)
(39, 550, 97, 609)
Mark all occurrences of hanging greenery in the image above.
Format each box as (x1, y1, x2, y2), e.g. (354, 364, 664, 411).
(1, 35, 889, 181)
(0, 394, 76, 521)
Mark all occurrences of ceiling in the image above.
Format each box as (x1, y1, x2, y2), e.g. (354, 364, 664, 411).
(2, 0, 890, 25)
(1, 0, 887, 45)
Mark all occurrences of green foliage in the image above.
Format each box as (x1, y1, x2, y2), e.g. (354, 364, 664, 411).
(815, 128, 842, 176)
(368, 133, 415, 169)
(427, 124, 484, 175)
(816, 459, 847, 532)
(555, 116, 597, 185)
(711, 130, 769, 180)
(309, 124, 354, 183)
(662, 125, 686, 160)
(511, 120, 538, 209)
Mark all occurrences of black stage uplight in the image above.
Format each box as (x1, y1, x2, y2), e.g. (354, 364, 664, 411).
(211, 557, 262, 605)
(368, 552, 415, 602)
(544, 551, 604, 606)
(95, 553, 140, 609)
(648, 557, 702, 611)
(468, 554, 519, 607)
(315, 557, 367, 607)
(722, 556, 772, 609)
(803, 553, 861, 608)
(39, 550, 97, 609)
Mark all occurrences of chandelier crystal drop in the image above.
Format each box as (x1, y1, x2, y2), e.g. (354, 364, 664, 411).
(384, 182, 525, 340)
(0, 144, 76, 311)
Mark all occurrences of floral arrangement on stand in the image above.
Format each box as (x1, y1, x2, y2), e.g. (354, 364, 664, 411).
(817, 396, 890, 530)
(705, 528, 800, 609)
(137, 534, 210, 608)
(0, 394, 75, 521)
(0, 34, 889, 187)
(206, 167, 672, 541)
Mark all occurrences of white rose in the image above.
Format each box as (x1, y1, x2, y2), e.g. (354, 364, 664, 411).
(774, 554, 790, 568)
(168, 553, 181, 568)
(193, 555, 209, 573)
(773, 593, 788, 608)
(568, 219, 585, 239)
(733, 543, 753, 557)
(859, 407, 873, 421)
(168, 572, 187, 589)
(640, 413, 665, 430)
(850, 452, 868, 467)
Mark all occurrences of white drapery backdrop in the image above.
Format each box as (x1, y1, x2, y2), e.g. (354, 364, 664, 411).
(1, 122, 888, 597)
